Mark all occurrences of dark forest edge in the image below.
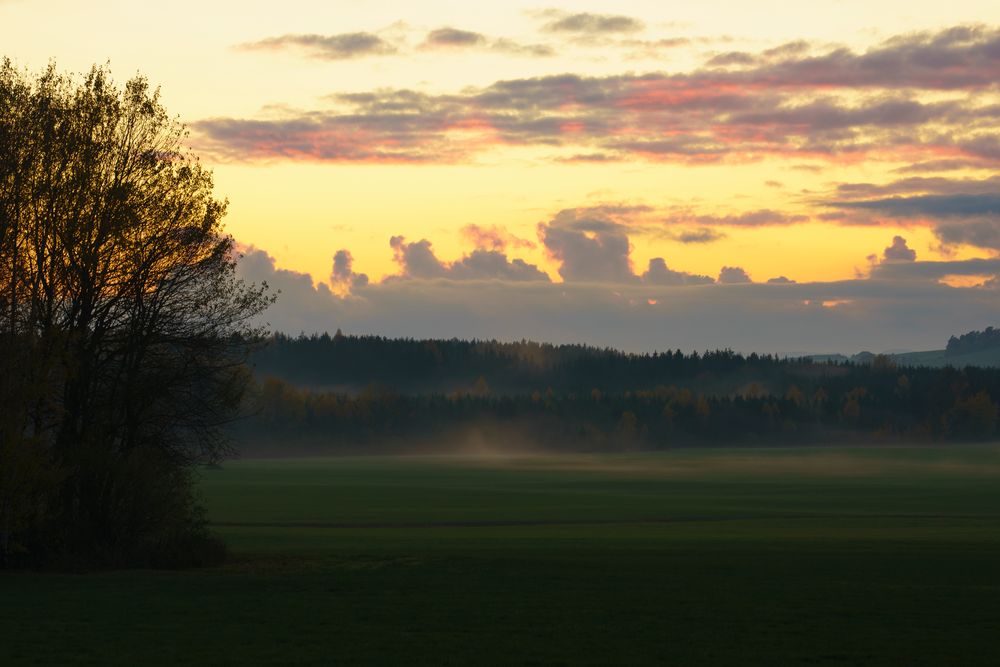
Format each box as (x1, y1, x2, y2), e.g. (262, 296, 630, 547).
(235, 330, 1000, 454)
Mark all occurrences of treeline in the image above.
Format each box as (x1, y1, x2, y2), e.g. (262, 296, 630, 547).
(251, 331, 807, 396)
(238, 334, 1000, 451)
(947, 327, 1000, 357)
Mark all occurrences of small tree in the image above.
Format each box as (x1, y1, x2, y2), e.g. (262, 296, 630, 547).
(0, 60, 271, 565)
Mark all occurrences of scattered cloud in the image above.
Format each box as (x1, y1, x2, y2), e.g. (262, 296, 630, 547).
(833, 176, 1000, 199)
(829, 179, 1000, 252)
(423, 27, 487, 48)
(461, 224, 536, 251)
(882, 236, 917, 262)
(693, 209, 809, 227)
(642, 258, 714, 285)
(331, 250, 369, 291)
(388, 236, 550, 282)
(871, 257, 1000, 281)
(202, 25, 1000, 167)
(835, 193, 1000, 219)
(538, 11, 645, 35)
(668, 227, 726, 244)
(421, 27, 555, 56)
(237, 33, 397, 60)
(718, 266, 753, 284)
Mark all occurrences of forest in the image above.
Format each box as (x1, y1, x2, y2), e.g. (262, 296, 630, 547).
(238, 331, 1000, 451)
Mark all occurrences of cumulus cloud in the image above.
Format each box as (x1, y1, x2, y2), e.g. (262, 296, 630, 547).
(236, 247, 343, 333)
(767, 276, 796, 284)
(389, 236, 448, 279)
(388, 236, 549, 282)
(331, 250, 370, 290)
(450, 250, 552, 281)
(882, 236, 917, 262)
(718, 266, 753, 284)
(238, 245, 1000, 354)
(237, 33, 397, 59)
(538, 209, 636, 283)
(642, 258, 714, 285)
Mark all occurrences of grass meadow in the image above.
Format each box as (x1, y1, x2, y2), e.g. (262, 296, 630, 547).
(4, 446, 1000, 665)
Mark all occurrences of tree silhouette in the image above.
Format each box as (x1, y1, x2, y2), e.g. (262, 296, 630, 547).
(0, 61, 271, 566)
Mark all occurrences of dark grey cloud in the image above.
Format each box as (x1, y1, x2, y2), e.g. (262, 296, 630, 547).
(727, 98, 960, 132)
(389, 236, 550, 282)
(538, 209, 635, 283)
(707, 24, 1000, 90)
(829, 184, 1000, 251)
(693, 209, 809, 227)
(708, 41, 812, 67)
(449, 250, 551, 281)
(835, 193, 1000, 218)
(540, 11, 645, 34)
(669, 227, 726, 244)
(707, 51, 758, 67)
(959, 134, 1000, 160)
(642, 258, 714, 285)
(389, 236, 449, 279)
(871, 257, 1000, 280)
(767, 276, 796, 284)
(834, 175, 1000, 198)
(238, 32, 397, 59)
(718, 266, 753, 284)
(238, 246, 1000, 354)
(935, 218, 1000, 251)
(882, 236, 917, 262)
(331, 249, 369, 289)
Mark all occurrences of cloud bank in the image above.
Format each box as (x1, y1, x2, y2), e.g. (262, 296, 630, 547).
(203, 26, 1000, 168)
(239, 244, 1000, 354)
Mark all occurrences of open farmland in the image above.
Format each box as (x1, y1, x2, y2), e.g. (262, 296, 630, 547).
(4, 446, 1000, 665)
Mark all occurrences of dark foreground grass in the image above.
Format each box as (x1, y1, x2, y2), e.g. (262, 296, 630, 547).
(4, 446, 1000, 665)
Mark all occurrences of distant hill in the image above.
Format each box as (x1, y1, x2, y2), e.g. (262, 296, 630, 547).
(799, 349, 1000, 369)
(891, 348, 1000, 369)
(798, 327, 1000, 369)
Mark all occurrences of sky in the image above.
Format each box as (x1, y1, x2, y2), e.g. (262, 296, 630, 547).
(3, 0, 1000, 353)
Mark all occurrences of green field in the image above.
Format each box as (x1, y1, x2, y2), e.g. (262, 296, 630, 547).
(4, 446, 1000, 665)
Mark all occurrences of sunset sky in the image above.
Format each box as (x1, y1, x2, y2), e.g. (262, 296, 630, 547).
(3, 0, 999, 352)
